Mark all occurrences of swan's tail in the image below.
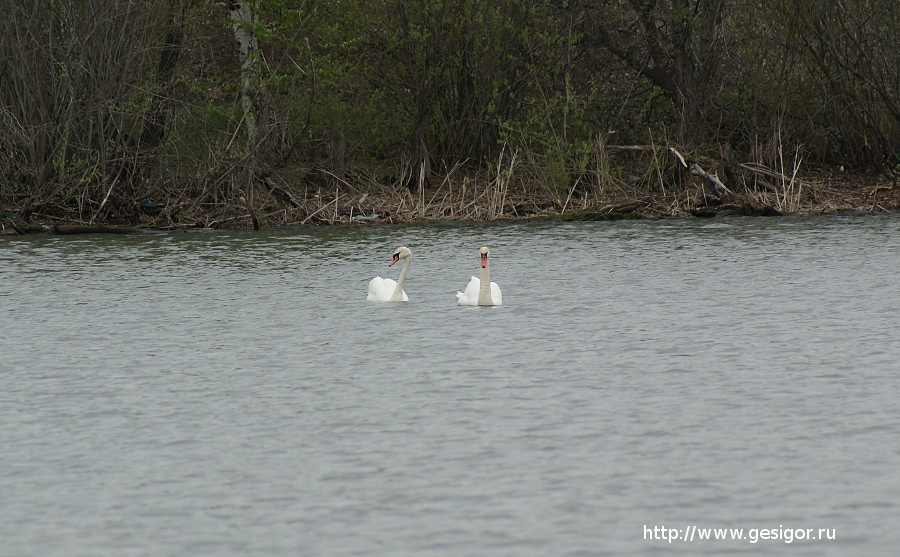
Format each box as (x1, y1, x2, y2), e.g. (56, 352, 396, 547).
(456, 276, 481, 305)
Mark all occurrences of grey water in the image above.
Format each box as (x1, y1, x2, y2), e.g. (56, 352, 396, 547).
(1, 214, 899, 556)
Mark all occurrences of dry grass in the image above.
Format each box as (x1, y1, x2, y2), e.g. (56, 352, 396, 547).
(4, 145, 898, 233)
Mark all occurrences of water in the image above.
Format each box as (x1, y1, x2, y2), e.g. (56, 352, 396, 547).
(2, 215, 899, 556)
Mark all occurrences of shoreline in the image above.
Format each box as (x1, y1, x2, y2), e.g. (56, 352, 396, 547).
(2, 170, 898, 235)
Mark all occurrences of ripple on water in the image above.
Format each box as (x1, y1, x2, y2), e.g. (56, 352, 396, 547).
(1, 216, 900, 555)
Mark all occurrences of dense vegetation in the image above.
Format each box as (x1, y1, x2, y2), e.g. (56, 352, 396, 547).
(2, 0, 899, 229)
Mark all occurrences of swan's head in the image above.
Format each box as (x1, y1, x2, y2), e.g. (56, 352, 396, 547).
(479, 246, 490, 268)
(389, 246, 412, 266)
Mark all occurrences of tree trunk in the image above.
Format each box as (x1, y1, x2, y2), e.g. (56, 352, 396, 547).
(229, 0, 261, 145)
(139, 2, 186, 152)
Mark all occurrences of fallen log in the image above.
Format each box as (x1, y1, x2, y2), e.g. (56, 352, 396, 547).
(597, 199, 643, 215)
(48, 225, 147, 235)
(559, 199, 645, 221)
(690, 203, 781, 218)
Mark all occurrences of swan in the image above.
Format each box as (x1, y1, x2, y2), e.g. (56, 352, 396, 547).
(367, 246, 412, 302)
(456, 246, 502, 306)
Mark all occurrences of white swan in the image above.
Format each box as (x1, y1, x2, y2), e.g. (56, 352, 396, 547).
(456, 246, 502, 306)
(367, 246, 412, 302)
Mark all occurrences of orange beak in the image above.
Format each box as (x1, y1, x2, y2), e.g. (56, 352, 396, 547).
(390, 253, 400, 266)
(480, 253, 488, 268)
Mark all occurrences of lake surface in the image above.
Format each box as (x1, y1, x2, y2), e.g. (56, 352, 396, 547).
(2, 214, 899, 556)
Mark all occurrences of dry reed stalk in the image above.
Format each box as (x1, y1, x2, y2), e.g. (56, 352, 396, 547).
(560, 175, 581, 213)
(487, 145, 517, 218)
(460, 178, 467, 218)
(459, 179, 494, 219)
(490, 148, 504, 218)
(769, 128, 804, 212)
(648, 137, 668, 198)
(427, 160, 466, 209)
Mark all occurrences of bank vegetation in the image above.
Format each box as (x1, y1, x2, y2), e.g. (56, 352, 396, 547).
(2, 0, 899, 232)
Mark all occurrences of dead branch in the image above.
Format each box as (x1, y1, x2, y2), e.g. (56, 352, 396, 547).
(729, 162, 815, 191)
(691, 163, 733, 196)
(603, 145, 688, 167)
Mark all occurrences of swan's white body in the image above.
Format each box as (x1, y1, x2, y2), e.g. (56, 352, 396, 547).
(368, 247, 411, 302)
(456, 246, 502, 306)
(367, 277, 408, 302)
(456, 276, 502, 306)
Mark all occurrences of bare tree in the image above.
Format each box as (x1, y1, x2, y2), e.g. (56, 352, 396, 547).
(575, 0, 729, 147)
(0, 0, 179, 220)
(797, 0, 900, 166)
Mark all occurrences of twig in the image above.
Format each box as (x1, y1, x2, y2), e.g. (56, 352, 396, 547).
(603, 144, 688, 167)
(301, 192, 344, 225)
(561, 175, 581, 213)
(333, 186, 339, 223)
(90, 173, 121, 225)
(731, 162, 814, 190)
(315, 167, 361, 193)
(428, 159, 467, 207)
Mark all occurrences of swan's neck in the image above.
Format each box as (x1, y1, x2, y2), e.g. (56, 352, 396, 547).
(477, 263, 493, 306)
(391, 257, 410, 301)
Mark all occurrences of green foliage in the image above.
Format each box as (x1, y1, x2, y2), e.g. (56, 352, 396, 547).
(3, 0, 900, 220)
(246, 0, 558, 170)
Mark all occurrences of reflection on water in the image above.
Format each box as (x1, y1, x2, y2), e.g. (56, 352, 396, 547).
(2, 214, 899, 556)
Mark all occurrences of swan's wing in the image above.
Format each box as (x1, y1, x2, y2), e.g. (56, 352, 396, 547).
(367, 276, 397, 302)
(490, 282, 503, 305)
(456, 276, 480, 305)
